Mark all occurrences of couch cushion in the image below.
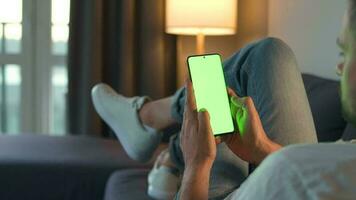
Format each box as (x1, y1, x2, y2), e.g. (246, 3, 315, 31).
(302, 74, 347, 142)
(104, 169, 152, 200)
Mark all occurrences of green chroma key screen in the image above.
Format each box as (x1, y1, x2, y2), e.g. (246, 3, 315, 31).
(187, 54, 234, 136)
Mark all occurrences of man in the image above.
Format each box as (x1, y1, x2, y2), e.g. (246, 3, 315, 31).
(179, 0, 356, 199)
(93, 36, 315, 199)
(91, 1, 356, 199)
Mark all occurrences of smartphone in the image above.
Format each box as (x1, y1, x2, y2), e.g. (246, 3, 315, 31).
(187, 54, 235, 136)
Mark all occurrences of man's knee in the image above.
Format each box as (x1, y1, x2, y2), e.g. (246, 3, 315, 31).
(256, 37, 293, 56)
(250, 37, 297, 73)
(260, 37, 288, 48)
(228, 37, 294, 66)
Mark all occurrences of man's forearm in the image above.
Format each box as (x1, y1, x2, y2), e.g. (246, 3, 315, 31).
(180, 163, 212, 200)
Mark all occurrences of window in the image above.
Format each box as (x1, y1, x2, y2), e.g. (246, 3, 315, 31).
(0, 0, 23, 134)
(0, 0, 70, 135)
(50, 0, 70, 135)
(0, 65, 21, 134)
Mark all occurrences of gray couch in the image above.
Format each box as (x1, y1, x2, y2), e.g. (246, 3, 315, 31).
(0, 74, 354, 200)
(0, 134, 153, 200)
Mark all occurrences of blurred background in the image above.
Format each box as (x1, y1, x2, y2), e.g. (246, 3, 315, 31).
(0, 0, 346, 137)
(0, 0, 70, 135)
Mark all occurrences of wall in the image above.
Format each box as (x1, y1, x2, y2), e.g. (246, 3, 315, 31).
(268, 0, 347, 80)
(176, 0, 346, 84)
(176, 0, 268, 87)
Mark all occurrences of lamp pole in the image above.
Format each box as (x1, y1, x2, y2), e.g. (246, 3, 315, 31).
(196, 32, 205, 54)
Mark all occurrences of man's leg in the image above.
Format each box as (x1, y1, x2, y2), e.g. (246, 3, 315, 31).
(91, 84, 180, 162)
(169, 37, 318, 199)
(224, 37, 317, 145)
(139, 97, 179, 131)
(91, 82, 183, 200)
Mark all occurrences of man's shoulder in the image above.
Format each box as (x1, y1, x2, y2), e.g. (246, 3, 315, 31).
(226, 143, 356, 200)
(271, 143, 356, 198)
(276, 143, 356, 162)
(267, 143, 356, 173)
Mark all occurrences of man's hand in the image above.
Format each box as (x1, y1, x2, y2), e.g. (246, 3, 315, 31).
(180, 79, 220, 169)
(179, 79, 220, 200)
(222, 88, 282, 164)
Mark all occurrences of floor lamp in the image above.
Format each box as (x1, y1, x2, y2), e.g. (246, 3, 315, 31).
(166, 0, 237, 84)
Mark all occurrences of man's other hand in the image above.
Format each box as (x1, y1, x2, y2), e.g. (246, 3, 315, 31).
(222, 88, 282, 164)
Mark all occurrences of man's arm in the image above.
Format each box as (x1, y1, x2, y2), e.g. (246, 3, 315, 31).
(178, 80, 218, 200)
(180, 164, 212, 200)
(178, 140, 281, 200)
(178, 81, 282, 199)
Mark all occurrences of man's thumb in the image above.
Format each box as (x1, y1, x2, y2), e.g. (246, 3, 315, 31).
(198, 108, 212, 133)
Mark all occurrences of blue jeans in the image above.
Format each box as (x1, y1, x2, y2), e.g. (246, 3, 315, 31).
(169, 38, 318, 199)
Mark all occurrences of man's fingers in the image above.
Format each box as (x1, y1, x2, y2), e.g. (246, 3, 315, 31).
(185, 79, 197, 113)
(230, 98, 238, 120)
(228, 88, 247, 119)
(215, 136, 222, 144)
(227, 87, 240, 98)
(231, 96, 247, 109)
(220, 134, 233, 144)
(198, 109, 212, 134)
(183, 79, 198, 122)
(236, 106, 245, 120)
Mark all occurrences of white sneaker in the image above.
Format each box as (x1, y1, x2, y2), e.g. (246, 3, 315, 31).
(148, 150, 181, 200)
(91, 83, 161, 162)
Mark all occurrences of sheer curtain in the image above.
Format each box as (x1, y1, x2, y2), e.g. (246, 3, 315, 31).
(67, 0, 177, 136)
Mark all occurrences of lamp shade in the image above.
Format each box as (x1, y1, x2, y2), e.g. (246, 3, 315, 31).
(166, 0, 237, 36)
